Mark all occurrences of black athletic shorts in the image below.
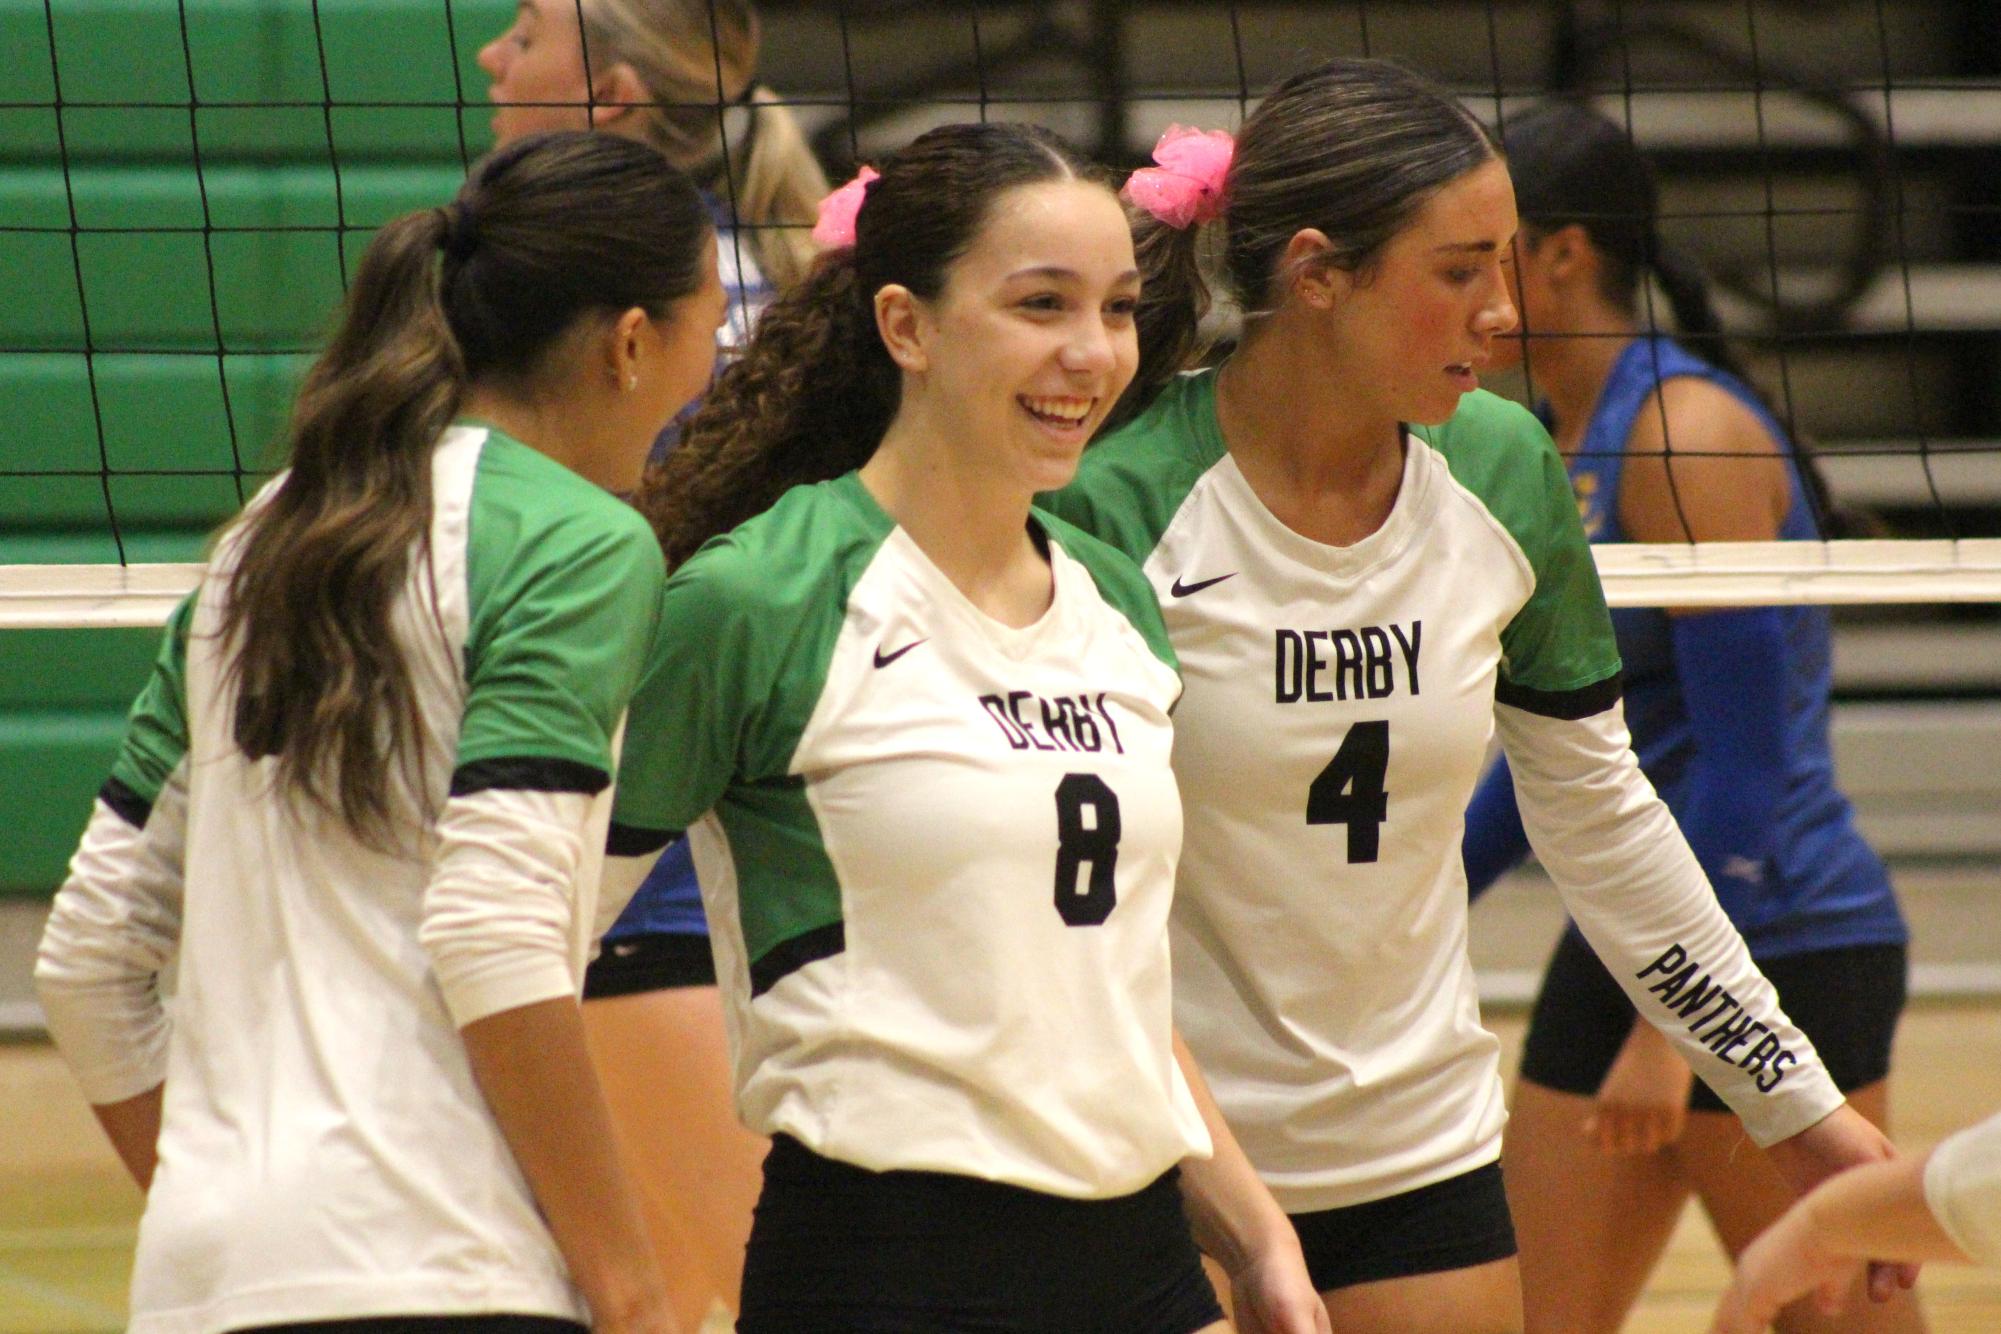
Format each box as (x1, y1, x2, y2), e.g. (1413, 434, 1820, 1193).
(737, 1134, 1225, 1333)
(1290, 1161, 1517, 1293)
(233, 1319, 583, 1334)
(1520, 929, 1908, 1112)
(580, 930, 716, 999)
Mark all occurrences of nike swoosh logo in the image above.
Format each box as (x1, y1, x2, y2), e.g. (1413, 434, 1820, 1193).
(873, 638, 928, 668)
(1169, 572, 1236, 598)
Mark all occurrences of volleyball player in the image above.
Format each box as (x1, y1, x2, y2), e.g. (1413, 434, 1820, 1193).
(1042, 57, 1905, 1334)
(479, 4, 826, 1319)
(33, 132, 725, 1334)
(1458, 99, 1921, 1333)
(1712, 1110, 2001, 1332)
(607, 120, 1328, 1333)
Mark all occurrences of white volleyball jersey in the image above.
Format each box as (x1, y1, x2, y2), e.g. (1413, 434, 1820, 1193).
(1047, 370, 1842, 1212)
(36, 425, 666, 1332)
(612, 472, 1210, 1199)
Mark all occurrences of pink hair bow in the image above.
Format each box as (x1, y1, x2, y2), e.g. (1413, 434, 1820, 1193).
(811, 165, 879, 250)
(1122, 125, 1234, 229)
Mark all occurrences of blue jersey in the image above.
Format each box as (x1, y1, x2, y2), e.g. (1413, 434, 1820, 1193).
(1564, 336, 1904, 957)
(610, 209, 777, 943)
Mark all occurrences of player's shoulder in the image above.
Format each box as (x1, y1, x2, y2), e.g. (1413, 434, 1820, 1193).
(1037, 507, 1154, 604)
(471, 428, 658, 552)
(1412, 388, 1558, 475)
(1412, 389, 1573, 549)
(1046, 371, 1228, 562)
(465, 429, 666, 611)
(669, 472, 892, 619)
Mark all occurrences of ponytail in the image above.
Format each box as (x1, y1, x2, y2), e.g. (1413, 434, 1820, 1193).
(1649, 237, 1852, 537)
(643, 250, 895, 567)
(730, 88, 831, 292)
(1650, 237, 1749, 385)
(223, 132, 713, 848)
(222, 207, 462, 848)
(1114, 208, 1215, 431)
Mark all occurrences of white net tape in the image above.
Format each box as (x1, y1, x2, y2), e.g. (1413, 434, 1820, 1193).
(4, 539, 1999, 631)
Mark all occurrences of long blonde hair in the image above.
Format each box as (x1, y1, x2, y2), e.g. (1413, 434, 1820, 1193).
(580, 0, 826, 290)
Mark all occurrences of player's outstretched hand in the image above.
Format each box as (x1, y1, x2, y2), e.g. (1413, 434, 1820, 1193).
(1763, 1104, 1922, 1301)
(1585, 1020, 1693, 1156)
(1708, 1200, 1856, 1334)
(1229, 1239, 1333, 1334)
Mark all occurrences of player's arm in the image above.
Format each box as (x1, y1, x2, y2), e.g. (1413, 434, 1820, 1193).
(35, 601, 194, 1190)
(1622, 380, 1794, 920)
(1172, 1034, 1331, 1333)
(1499, 700, 1846, 1144)
(1711, 1109, 2001, 1334)
(429, 517, 678, 1331)
(458, 995, 678, 1333)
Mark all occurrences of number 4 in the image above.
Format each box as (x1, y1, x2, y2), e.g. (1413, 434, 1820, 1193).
(1307, 720, 1389, 863)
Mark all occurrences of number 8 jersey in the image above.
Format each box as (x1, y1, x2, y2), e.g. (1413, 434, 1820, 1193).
(611, 472, 1209, 1199)
(1046, 370, 1844, 1213)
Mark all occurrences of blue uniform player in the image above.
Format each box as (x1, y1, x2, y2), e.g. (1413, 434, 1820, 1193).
(1462, 101, 1919, 1334)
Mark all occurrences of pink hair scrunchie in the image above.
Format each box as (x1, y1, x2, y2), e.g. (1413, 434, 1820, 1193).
(1122, 125, 1235, 230)
(811, 165, 879, 250)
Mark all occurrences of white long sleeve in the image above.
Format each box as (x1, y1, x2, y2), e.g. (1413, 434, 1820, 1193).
(1925, 1110, 2001, 1266)
(419, 786, 601, 1028)
(1498, 700, 1844, 1146)
(35, 767, 190, 1105)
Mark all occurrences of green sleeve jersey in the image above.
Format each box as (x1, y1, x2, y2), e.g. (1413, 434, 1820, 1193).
(1049, 368, 1623, 1212)
(613, 471, 1207, 1199)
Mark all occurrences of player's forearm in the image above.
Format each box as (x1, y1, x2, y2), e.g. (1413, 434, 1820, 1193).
(1171, 1032, 1300, 1275)
(1790, 1153, 1969, 1266)
(89, 1083, 163, 1190)
(1499, 702, 1843, 1145)
(459, 996, 676, 1329)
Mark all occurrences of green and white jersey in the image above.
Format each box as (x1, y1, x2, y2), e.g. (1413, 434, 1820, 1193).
(1047, 370, 1842, 1212)
(36, 424, 665, 1333)
(613, 472, 1210, 1199)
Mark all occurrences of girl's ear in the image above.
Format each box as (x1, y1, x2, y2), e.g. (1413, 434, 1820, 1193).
(1281, 228, 1349, 311)
(590, 62, 649, 131)
(607, 306, 651, 388)
(1539, 222, 1594, 285)
(874, 284, 929, 374)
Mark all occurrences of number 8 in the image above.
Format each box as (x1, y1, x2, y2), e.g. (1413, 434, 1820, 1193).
(1052, 773, 1121, 926)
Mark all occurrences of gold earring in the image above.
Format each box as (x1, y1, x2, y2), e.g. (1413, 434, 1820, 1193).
(627, 373, 638, 392)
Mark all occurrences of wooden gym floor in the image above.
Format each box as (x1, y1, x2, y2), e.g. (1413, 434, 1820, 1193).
(5, 999, 2000, 1332)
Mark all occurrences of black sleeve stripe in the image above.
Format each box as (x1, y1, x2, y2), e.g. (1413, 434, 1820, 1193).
(748, 921, 846, 998)
(1495, 671, 1624, 721)
(450, 757, 610, 797)
(607, 822, 681, 857)
(98, 776, 153, 830)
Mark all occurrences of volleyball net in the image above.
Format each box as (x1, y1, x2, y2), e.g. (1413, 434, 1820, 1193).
(4, 0, 1998, 623)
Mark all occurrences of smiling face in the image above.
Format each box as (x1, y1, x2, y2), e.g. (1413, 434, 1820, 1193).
(889, 179, 1141, 496)
(477, 0, 596, 145)
(1317, 156, 1521, 426)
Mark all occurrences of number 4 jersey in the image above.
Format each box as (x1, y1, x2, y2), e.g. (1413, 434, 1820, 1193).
(1046, 370, 1843, 1213)
(611, 472, 1210, 1199)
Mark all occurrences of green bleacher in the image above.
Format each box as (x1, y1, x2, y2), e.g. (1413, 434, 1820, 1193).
(2, 0, 511, 896)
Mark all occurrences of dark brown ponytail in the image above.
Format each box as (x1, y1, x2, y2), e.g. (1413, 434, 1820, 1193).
(222, 131, 712, 847)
